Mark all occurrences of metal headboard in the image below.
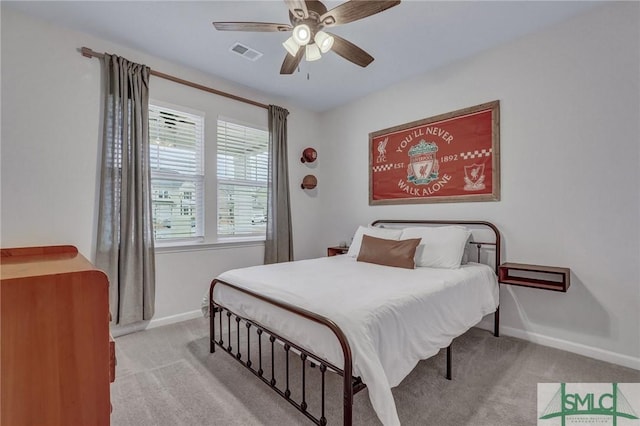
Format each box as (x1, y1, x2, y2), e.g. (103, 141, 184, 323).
(370, 219, 501, 275)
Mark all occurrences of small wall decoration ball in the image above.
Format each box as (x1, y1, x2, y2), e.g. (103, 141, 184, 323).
(301, 147, 317, 163)
(301, 174, 317, 190)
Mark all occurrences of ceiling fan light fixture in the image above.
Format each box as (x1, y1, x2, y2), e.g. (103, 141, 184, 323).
(282, 37, 300, 57)
(305, 43, 322, 61)
(292, 24, 311, 46)
(322, 16, 336, 26)
(314, 31, 334, 53)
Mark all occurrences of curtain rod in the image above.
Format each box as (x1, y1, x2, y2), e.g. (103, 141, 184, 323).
(80, 47, 269, 110)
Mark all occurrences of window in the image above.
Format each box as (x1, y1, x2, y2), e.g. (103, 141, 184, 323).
(149, 103, 204, 241)
(217, 118, 269, 237)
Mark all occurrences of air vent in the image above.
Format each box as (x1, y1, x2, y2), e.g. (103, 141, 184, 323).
(229, 43, 263, 61)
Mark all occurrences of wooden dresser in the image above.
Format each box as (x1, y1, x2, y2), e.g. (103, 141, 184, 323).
(1, 245, 113, 426)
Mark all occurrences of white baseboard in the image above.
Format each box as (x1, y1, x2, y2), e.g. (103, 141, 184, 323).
(113, 310, 640, 371)
(148, 309, 203, 329)
(110, 309, 203, 337)
(477, 318, 640, 371)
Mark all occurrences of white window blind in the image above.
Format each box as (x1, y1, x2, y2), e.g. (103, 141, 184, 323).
(217, 118, 269, 237)
(149, 103, 204, 241)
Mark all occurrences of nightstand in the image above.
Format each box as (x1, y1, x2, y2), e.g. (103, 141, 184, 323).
(327, 246, 349, 257)
(498, 262, 570, 292)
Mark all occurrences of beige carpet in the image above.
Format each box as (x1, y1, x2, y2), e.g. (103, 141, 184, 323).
(110, 318, 638, 426)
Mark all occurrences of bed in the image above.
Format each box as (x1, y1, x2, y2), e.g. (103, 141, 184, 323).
(208, 220, 501, 426)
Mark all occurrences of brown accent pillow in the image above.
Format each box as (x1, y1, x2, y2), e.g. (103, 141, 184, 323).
(357, 234, 421, 269)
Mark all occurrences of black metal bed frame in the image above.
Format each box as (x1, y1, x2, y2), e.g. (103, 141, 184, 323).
(209, 220, 501, 425)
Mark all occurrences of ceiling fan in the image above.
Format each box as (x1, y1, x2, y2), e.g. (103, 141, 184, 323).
(212, 0, 401, 74)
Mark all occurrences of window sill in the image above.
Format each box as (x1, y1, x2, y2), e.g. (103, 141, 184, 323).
(155, 238, 265, 254)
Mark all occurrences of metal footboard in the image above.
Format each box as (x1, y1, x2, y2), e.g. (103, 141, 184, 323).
(209, 279, 365, 425)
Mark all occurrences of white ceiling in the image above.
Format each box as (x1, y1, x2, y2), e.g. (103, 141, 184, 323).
(5, 1, 601, 112)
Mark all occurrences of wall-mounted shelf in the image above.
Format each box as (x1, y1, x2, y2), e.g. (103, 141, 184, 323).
(498, 262, 570, 292)
(327, 246, 349, 257)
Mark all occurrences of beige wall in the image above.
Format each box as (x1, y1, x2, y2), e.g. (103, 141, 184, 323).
(2, 3, 638, 367)
(0, 7, 323, 329)
(316, 2, 640, 367)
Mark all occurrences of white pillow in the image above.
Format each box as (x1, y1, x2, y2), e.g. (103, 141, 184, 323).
(346, 226, 403, 257)
(399, 226, 471, 269)
(460, 232, 474, 265)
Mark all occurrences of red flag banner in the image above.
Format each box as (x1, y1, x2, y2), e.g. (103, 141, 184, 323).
(369, 101, 500, 205)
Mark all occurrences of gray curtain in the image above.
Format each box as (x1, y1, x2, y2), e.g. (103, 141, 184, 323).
(264, 105, 293, 264)
(95, 54, 156, 326)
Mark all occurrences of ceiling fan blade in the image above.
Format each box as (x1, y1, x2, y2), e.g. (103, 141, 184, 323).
(280, 49, 305, 74)
(212, 22, 292, 32)
(320, 0, 400, 26)
(284, 0, 309, 19)
(327, 32, 374, 67)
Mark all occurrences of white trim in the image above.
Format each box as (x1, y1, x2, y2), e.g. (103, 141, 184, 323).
(113, 309, 640, 371)
(110, 309, 203, 337)
(150, 99, 205, 119)
(218, 114, 268, 132)
(148, 310, 203, 329)
(477, 318, 640, 371)
(155, 239, 264, 254)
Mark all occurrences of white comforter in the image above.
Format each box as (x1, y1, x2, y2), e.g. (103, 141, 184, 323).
(211, 256, 498, 425)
